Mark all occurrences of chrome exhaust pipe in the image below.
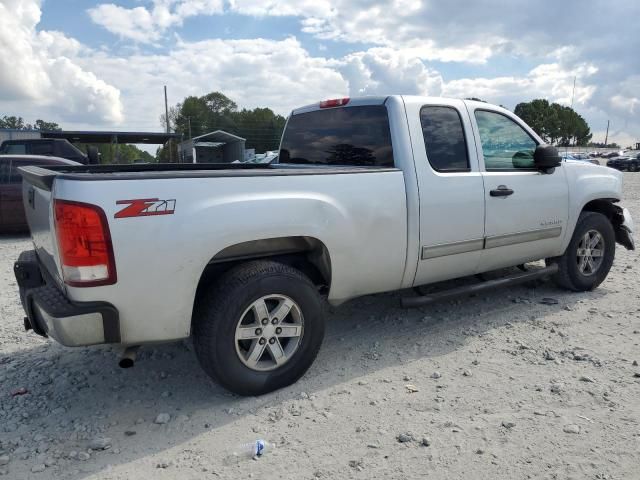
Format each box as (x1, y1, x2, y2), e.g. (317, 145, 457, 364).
(119, 346, 140, 368)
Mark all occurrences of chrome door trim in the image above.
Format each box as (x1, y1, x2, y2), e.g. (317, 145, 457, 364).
(485, 226, 562, 249)
(421, 238, 484, 260)
(420, 226, 563, 260)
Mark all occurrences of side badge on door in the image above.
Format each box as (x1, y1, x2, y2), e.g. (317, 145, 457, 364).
(114, 198, 176, 218)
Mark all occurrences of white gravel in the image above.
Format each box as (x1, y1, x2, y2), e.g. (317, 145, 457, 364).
(1, 173, 639, 479)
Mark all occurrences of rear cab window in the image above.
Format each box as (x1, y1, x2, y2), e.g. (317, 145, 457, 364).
(420, 106, 470, 172)
(279, 105, 394, 167)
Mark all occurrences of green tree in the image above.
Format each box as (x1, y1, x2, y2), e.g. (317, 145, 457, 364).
(0, 116, 61, 130)
(514, 99, 592, 146)
(156, 142, 178, 163)
(162, 91, 287, 157)
(202, 92, 237, 115)
(234, 107, 286, 153)
(0, 115, 27, 129)
(514, 99, 554, 142)
(76, 143, 155, 164)
(33, 119, 61, 131)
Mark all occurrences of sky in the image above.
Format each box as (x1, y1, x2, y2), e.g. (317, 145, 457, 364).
(0, 0, 638, 147)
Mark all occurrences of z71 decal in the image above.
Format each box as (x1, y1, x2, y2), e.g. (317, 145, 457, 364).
(114, 198, 176, 218)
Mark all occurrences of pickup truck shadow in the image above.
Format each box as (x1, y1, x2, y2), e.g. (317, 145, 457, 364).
(0, 268, 608, 479)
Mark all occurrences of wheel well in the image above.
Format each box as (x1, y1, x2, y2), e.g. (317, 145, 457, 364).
(581, 199, 624, 227)
(194, 236, 332, 304)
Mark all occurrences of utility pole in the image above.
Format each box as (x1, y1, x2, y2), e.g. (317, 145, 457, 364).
(188, 116, 192, 140)
(570, 76, 576, 147)
(604, 120, 610, 147)
(164, 85, 173, 162)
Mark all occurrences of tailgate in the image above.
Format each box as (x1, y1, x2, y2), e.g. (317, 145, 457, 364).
(19, 166, 63, 286)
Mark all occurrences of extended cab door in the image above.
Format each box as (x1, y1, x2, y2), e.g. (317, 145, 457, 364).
(404, 98, 486, 286)
(469, 106, 569, 272)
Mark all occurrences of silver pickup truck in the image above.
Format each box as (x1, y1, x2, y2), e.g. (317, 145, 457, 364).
(14, 96, 635, 395)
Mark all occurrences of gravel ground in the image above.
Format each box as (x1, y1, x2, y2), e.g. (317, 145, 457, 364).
(1, 173, 639, 480)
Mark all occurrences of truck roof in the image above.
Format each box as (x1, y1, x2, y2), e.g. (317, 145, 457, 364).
(291, 95, 516, 119)
(1, 138, 70, 145)
(291, 96, 389, 115)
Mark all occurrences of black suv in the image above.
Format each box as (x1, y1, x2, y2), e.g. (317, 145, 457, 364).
(607, 152, 640, 172)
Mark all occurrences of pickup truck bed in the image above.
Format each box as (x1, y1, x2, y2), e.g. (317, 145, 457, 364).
(20, 162, 398, 189)
(19, 160, 409, 344)
(14, 95, 635, 396)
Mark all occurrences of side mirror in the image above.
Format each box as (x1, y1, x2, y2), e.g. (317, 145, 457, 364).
(534, 144, 561, 172)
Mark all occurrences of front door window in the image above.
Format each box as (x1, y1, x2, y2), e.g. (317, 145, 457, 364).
(474, 110, 537, 170)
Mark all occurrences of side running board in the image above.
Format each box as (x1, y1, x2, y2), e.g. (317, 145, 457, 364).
(401, 264, 559, 308)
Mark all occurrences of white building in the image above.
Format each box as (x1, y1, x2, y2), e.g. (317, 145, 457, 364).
(0, 129, 41, 144)
(178, 130, 246, 163)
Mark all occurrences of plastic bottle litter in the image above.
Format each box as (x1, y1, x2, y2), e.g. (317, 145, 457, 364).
(241, 439, 267, 458)
(224, 440, 271, 464)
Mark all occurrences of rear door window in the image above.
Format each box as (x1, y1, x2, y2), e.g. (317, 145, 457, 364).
(420, 106, 470, 172)
(29, 142, 54, 156)
(279, 105, 394, 167)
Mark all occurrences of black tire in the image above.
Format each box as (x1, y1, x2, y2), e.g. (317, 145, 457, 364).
(193, 260, 325, 396)
(546, 211, 615, 291)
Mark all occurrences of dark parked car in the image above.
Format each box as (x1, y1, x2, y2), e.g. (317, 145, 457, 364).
(0, 138, 98, 164)
(0, 155, 80, 232)
(607, 152, 640, 171)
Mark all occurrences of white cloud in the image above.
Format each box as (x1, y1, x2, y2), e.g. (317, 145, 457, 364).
(88, 0, 223, 43)
(335, 48, 443, 96)
(2, 0, 638, 147)
(232, 0, 504, 63)
(87, 5, 157, 43)
(608, 76, 640, 116)
(228, 0, 335, 17)
(0, 0, 123, 123)
(76, 37, 348, 130)
(442, 62, 598, 108)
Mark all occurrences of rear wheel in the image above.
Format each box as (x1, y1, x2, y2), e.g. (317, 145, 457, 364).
(546, 211, 615, 291)
(193, 260, 325, 396)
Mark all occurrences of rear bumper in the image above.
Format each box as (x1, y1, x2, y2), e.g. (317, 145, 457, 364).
(14, 250, 120, 346)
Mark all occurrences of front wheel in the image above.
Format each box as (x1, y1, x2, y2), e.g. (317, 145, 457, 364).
(193, 260, 325, 396)
(546, 211, 615, 291)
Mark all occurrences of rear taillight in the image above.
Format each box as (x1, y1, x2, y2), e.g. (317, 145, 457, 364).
(54, 199, 117, 287)
(319, 97, 350, 108)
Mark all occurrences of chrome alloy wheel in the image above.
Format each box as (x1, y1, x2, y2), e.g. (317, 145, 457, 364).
(234, 295, 304, 371)
(576, 229, 605, 276)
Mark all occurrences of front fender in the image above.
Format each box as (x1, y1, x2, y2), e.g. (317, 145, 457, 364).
(616, 207, 635, 250)
(562, 162, 623, 251)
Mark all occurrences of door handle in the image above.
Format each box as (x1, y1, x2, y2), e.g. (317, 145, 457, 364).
(490, 185, 514, 197)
